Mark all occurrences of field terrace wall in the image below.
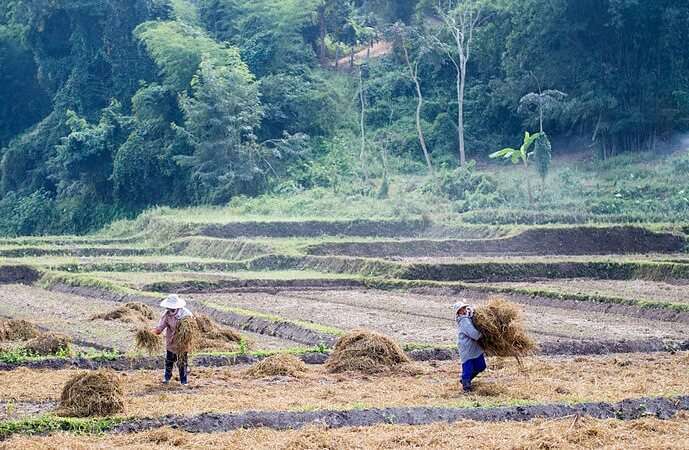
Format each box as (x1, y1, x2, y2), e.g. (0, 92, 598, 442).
(304, 226, 688, 257)
(199, 218, 428, 238)
(0, 265, 42, 284)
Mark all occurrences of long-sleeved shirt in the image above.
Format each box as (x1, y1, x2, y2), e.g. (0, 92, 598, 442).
(155, 307, 193, 353)
(456, 316, 484, 363)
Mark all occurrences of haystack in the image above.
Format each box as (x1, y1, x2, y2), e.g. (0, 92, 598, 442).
(92, 303, 154, 324)
(135, 328, 162, 355)
(244, 353, 308, 378)
(171, 314, 245, 353)
(0, 319, 40, 341)
(24, 333, 72, 356)
(59, 370, 125, 417)
(472, 298, 536, 361)
(325, 330, 410, 374)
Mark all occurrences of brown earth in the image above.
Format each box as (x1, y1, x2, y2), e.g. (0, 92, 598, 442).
(193, 289, 689, 346)
(304, 226, 687, 257)
(4, 414, 689, 450)
(2, 353, 689, 420)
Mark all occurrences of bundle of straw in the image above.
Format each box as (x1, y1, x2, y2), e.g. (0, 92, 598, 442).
(172, 317, 198, 353)
(0, 319, 40, 341)
(244, 354, 308, 378)
(59, 370, 125, 417)
(472, 298, 536, 361)
(325, 330, 410, 374)
(134, 329, 162, 355)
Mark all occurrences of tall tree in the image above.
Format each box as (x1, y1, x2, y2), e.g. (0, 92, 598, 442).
(436, 0, 484, 167)
(394, 24, 434, 174)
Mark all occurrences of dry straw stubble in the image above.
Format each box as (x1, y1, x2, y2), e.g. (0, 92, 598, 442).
(244, 353, 308, 379)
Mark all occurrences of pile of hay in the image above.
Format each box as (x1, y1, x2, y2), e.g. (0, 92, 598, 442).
(24, 333, 72, 356)
(0, 319, 40, 341)
(171, 314, 245, 353)
(472, 298, 536, 361)
(59, 370, 125, 417)
(325, 330, 410, 374)
(92, 303, 155, 324)
(134, 329, 162, 355)
(195, 315, 244, 351)
(244, 354, 308, 378)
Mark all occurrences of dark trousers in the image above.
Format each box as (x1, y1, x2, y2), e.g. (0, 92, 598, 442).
(164, 350, 188, 383)
(461, 354, 487, 389)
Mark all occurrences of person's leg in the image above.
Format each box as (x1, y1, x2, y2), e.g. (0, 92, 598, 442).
(469, 354, 487, 382)
(461, 359, 475, 391)
(178, 352, 188, 385)
(164, 351, 177, 383)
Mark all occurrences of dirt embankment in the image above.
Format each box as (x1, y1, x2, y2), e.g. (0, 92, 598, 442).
(143, 278, 366, 294)
(0, 265, 41, 284)
(0, 247, 152, 258)
(199, 218, 427, 238)
(166, 237, 273, 260)
(113, 395, 689, 434)
(304, 226, 688, 257)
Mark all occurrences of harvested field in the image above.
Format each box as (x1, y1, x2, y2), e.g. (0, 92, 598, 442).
(4, 413, 689, 449)
(194, 289, 689, 347)
(3, 353, 689, 419)
(486, 278, 689, 305)
(0, 285, 302, 353)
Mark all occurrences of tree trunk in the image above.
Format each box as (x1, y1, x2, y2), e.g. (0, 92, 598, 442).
(402, 46, 433, 174)
(524, 159, 533, 204)
(457, 68, 466, 167)
(359, 68, 368, 182)
(319, 8, 327, 66)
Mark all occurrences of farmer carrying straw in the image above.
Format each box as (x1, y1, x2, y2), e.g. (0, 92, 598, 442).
(152, 294, 193, 385)
(453, 301, 486, 392)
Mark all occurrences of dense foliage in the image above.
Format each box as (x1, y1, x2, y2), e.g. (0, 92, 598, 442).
(1, 0, 688, 234)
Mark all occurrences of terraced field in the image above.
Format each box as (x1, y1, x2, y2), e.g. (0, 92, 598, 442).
(1, 220, 689, 447)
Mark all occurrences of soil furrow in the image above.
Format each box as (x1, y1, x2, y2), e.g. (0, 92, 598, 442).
(111, 395, 689, 434)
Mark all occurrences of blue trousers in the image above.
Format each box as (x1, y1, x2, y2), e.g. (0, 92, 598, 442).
(461, 354, 486, 388)
(164, 351, 188, 384)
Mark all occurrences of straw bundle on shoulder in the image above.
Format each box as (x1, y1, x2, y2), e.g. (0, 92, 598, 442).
(58, 370, 125, 417)
(472, 298, 536, 360)
(325, 330, 410, 374)
(244, 353, 308, 378)
(135, 329, 162, 354)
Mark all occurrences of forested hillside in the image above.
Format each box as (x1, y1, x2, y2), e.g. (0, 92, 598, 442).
(1, 0, 688, 235)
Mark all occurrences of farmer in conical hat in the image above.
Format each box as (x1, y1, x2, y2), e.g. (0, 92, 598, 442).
(152, 294, 193, 385)
(453, 301, 486, 392)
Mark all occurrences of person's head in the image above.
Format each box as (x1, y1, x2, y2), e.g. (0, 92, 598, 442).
(452, 301, 471, 317)
(160, 294, 186, 312)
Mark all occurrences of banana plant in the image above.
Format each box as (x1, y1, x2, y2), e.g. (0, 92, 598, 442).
(490, 131, 541, 203)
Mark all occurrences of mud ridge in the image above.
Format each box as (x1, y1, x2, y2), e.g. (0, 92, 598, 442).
(113, 395, 689, 434)
(199, 218, 427, 238)
(0, 247, 153, 258)
(0, 265, 41, 285)
(304, 226, 687, 257)
(143, 278, 366, 294)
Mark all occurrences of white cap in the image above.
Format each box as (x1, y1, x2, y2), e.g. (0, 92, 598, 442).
(160, 294, 186, 310)
(452, 301, 470, 316)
